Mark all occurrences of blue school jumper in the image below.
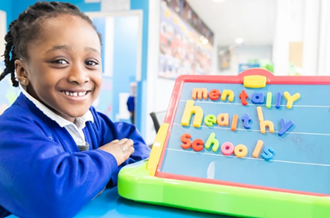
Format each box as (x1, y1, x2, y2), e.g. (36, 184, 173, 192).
(0, 93, 150, 218)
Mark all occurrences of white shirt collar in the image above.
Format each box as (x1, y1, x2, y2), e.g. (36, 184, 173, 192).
(20, 84, 94, 129)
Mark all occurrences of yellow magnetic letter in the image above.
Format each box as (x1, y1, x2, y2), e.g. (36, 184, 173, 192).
(257, 107, 274, 134)
(181, 100, 203, 127)
(221, 89, 234, 102)
(260, 121, 274, 134)
(283, 91, 300, 109)
(257, 106, 264, 122)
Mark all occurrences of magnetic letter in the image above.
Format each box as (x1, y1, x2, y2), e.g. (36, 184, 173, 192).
(278, 119, 294, 136)
(205, 133, 219, 152)
(181, 133, 192, 149)
(192, 88, 208, 100)
(204, 114, 217, 127)
(251, 93, 264, 104)
(266, 92, 272, 109)
(221, 89, 234, 102)
(239, 90, 249, 106)
(192, 139, 204, 152)
(181, 100, 203, 127)
(262, 147, 275, 161)
(209, 89, 221, 101)
(283, 91, 300, 109)
(276, 92, 281, 109)
(217, 113, 229, 126)
(242, 113, 252, 129)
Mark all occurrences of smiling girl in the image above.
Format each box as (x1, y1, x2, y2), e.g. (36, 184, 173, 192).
(0, 2, 150, 217)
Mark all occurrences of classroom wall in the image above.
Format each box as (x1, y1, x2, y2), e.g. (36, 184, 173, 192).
(0, 10, 6, 60)
(92, 14, 140, 124)
(11, 0, 101, 21)
(145, 0, 173, 144)
(112, 15, 139, 122)
(303, 0, 320, 75)
(221, 45, 273, 75)
(131, 0, 149, 141)
(0, 1, 11, 59)
(273, 0, 321, 75)
(318, 0, 330, 75)
(0, 1, 11, 28)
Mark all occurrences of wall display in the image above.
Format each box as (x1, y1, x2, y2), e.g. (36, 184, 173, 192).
(159, 0, 213, 79)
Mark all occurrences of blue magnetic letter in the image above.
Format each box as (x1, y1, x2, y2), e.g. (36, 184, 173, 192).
(276, 92, 281, 109)
(278, 119, 294, 136)
(251, 93, 264, 104)
(262, 147, 275, 161)
(242, 113, 252, 129)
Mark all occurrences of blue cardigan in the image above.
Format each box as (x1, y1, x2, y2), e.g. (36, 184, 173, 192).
(0, 93, 150, 218)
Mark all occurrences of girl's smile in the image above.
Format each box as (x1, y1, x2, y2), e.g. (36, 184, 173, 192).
(60, 89, 91, 100)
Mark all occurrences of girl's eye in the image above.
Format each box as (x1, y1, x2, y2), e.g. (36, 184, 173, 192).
(51, 59, 68, 65)
(85, 60, 98, 66)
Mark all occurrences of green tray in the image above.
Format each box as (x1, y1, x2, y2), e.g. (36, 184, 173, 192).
(118, 160, 330, 218)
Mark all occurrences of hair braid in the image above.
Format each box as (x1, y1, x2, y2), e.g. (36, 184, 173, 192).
(0, 1, 100, 87)
(0, 20, 19, 86)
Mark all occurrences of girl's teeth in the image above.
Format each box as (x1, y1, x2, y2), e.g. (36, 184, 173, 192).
(63, 91, 86, 96)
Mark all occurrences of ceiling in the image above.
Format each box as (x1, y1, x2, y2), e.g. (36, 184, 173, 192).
(186, 0, 277, 46)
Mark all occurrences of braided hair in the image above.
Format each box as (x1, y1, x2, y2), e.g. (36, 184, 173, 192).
(0, 1, 101, 87)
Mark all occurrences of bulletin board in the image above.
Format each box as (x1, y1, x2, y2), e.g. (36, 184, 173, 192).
(118, 69, 330, 218)
(158, 1, 213, 79)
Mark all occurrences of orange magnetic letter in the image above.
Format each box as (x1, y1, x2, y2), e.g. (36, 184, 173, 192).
(192, 139, 204, 152)
(181, 133, 192, 149)
(252, 140, 264, 158)
(217, 113, 229, 126)
(192, 88, 208, 100)
(209, 89, 221, 101)
(231, 114, 238, 131)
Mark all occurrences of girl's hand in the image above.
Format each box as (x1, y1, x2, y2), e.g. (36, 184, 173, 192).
(98, 138, 134, 166)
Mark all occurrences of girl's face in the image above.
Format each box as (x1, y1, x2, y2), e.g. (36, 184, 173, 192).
(18, 15, 102, 122)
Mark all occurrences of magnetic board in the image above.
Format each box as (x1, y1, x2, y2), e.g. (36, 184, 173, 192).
(118, 69, 330, 218)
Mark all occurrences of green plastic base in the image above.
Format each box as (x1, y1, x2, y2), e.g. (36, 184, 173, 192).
(118, 160, 330, 218)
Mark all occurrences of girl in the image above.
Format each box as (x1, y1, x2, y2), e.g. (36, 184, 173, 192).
(0, 2, 150, 217)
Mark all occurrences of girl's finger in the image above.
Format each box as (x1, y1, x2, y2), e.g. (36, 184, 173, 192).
(118, 138, 129, 144)
(111, 139, 119, 144)
(122, 139, 134, 152)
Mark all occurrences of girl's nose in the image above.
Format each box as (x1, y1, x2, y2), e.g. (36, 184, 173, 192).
(67, 64, 89, 85)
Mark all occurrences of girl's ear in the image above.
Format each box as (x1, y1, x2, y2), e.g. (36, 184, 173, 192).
(15, 59, 29, 86)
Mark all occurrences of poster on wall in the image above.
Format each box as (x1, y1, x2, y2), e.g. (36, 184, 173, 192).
(159, 0, 214, 79)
